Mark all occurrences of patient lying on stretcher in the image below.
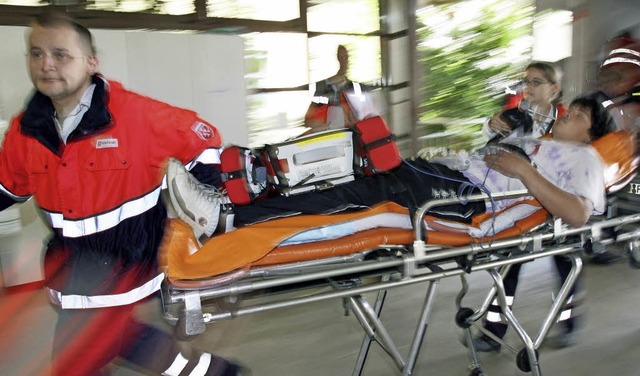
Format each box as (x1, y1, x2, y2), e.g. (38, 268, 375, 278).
(165, 96, 617, 246)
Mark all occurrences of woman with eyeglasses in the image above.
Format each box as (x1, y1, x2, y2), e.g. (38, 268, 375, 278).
(482, 62, 566, 141)
(468, 62, 584, 354)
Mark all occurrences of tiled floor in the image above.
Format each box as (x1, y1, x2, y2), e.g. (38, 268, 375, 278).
(2, 249, 640, 376)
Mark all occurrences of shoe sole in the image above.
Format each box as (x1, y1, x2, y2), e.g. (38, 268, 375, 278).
(167, 159, 208, 244)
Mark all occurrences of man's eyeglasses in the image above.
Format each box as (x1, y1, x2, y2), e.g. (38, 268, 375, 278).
(522, 78, 551, 88)
(28, 49, 82, 65)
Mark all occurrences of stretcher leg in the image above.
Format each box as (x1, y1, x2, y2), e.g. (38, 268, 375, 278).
(349, 293, 405, 372)
(462, 327, 483, 375)
(403, 279, 440, 376)
(532, 252, 582, 349)
(351, 287, 388, 376)
(487, 268, 541, 375)
(350, 278, 440, 376)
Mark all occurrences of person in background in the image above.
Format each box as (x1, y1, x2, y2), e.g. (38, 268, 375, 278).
(585, 35, 640, 265)
(483, 61, 565, 141)
(304, 45, 362, 134)
(0, 13, 241, 375)
(591, 35, 640, 139)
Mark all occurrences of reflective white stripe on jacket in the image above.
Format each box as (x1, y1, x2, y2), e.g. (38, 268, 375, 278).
(48, 273, 165, 309)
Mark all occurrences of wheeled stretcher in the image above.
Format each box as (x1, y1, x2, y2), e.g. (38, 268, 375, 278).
(159, 130, 640, 376)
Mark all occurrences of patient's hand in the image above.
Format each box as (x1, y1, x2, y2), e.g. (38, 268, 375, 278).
(483, 150, 534, 179)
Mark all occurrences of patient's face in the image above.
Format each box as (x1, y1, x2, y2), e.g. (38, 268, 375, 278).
(553, 105, 592, 143)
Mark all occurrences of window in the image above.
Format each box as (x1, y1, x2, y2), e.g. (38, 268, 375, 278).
(243, 1, 384, 147)
(308, 35, 381, 84)
(245, 33, 309, 89)
(307, 0, 379, 34)
(88, 0, 195, 14)
(207, 0, 299, 21)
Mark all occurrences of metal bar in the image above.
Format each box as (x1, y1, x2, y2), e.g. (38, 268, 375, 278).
(532, 254, 582, 349)
(169, 211, 640, 304)
(403, 280, 440, 375)
(487, 269, 542, 376)
(352, 278, 390, 376)
(192, 245, 586, 323)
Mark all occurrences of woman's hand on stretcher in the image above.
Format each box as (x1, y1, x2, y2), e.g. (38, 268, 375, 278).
(483, 150, 593, 228)
(487, 112, 513, 136)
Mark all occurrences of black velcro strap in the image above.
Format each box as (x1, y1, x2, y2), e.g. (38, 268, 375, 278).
(221, 169, 246, 181)
(497, 143, 531, 163)
(362, 135, 395, 151)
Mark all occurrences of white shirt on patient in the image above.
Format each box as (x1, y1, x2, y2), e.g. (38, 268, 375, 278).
(460, 137, 606, 214)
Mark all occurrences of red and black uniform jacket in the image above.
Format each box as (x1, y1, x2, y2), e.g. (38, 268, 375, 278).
(0, 75, 222, 308)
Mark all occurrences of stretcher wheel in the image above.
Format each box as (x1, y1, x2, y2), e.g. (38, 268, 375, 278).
(455, 307, 475, 328)
(515, 348, 538, 373)
(627, 240, 640, 269)
(469, 367, 485, 376)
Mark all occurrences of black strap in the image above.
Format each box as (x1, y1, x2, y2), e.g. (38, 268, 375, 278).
(497, 143, 531, 163)
(361, 135, 396, 151)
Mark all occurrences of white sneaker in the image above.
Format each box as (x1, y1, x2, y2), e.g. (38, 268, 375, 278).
(166, 158, 223, 245)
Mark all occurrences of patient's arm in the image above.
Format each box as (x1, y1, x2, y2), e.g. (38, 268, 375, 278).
(484, 151, 593, 228)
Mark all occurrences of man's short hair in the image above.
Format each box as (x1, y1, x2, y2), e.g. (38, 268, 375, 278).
(31, 13, 96, 56)
(570, 96, 616, 140)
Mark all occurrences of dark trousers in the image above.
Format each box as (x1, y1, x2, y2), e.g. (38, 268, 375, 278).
(51, 302, 180, 376)
(45, 243, 237, 376)
(234, 159, 487, 226)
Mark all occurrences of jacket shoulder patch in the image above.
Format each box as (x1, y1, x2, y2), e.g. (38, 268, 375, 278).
(191, 121, 215, 141)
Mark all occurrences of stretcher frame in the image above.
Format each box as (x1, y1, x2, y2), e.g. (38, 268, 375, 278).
(161, 189, 640, 376)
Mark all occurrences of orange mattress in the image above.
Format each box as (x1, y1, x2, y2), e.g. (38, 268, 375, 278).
(160, 201, 549, 281)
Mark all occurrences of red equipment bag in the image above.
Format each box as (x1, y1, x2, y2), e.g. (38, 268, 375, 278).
(352, 116, 402, 176)
(220, 145, 269, 205)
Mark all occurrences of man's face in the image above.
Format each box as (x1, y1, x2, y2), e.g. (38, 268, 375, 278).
(28, 24, 97, 105)
(553, 104, 593, 143)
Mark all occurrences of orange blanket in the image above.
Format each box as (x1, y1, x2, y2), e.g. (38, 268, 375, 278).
(161, 202, 410, 280)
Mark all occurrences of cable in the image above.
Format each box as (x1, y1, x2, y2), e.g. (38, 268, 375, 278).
(400, 157, 496, 205)
(402, 153, 509, 245)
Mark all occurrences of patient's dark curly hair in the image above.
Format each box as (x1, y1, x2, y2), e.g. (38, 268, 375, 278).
(569, 96, 616, 141)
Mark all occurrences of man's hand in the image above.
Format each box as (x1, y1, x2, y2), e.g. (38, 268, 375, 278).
(483, 149, 534, 179)
(484, 149, 593, 228)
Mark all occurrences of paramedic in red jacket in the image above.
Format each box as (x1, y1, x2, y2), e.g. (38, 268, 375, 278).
(0, 13, 239, 376)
